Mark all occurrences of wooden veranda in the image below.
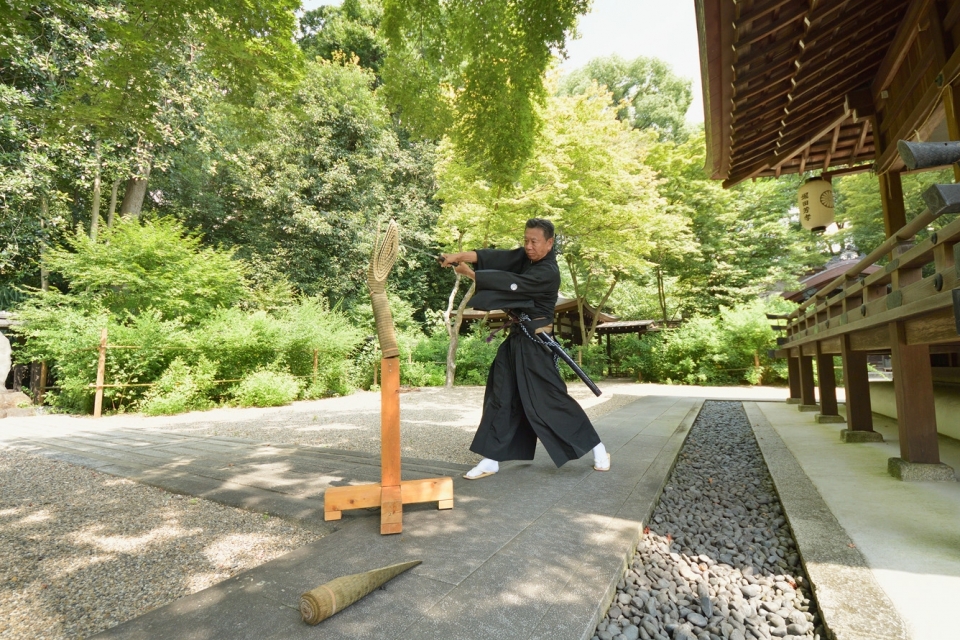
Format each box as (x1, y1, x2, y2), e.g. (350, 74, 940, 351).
(697, 0, 960, 479)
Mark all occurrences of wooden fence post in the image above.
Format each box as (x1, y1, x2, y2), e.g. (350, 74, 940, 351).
(38, 361, 48, 405)
(93, 328, 107, 418)
(312, 349, 319, 383)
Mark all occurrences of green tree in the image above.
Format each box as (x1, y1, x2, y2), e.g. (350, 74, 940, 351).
(436, 84, 663, 367)
(380, 0, 591, 187)
(149, 57, 450, 316)
(643, 128, 826, 318)
(42, 217, 248, 325)
(298, 0, 386, 72)
(834, 168, 954, 256)
(559, 55, 693, 142)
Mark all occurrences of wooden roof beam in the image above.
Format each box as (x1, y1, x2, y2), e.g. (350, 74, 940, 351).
(734, 56, 798, 91)
(726, 107, 851, 186)
(735, 3, 810, 49)
(736, 0, 796, 27)
(823, 123, 842, 169)
(800, 1, 904, 50)
(872, 0, 934, 98)
(776, 109, 854, 153)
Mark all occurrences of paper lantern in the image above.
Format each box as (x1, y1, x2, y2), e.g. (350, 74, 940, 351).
(798, 178, 834, 232)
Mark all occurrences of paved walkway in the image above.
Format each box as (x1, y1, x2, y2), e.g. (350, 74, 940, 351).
(1, 394, 706, 640)
(752, 402, 960, 640)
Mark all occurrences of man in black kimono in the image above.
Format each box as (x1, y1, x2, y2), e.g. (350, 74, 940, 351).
(439, 218, 610, 479)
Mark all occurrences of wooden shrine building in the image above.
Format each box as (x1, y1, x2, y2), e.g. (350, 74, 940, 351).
(697, 0, 960, 479)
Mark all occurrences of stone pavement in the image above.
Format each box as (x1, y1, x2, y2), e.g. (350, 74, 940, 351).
(1, 395, 704, 640)
(751, 401, 960, 640)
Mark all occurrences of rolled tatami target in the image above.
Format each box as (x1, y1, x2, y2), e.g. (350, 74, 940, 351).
(299, 560, 421, 625)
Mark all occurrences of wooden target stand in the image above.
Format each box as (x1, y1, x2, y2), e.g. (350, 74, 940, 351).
(323, 358, 454, 534)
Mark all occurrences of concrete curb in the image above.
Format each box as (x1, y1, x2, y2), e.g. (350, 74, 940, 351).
(743, 402, 909, 640)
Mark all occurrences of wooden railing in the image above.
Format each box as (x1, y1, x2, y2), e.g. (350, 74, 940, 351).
(781, 183, 960, 350)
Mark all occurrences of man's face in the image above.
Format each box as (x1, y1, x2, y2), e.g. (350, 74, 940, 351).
(524, 227, 554, 262)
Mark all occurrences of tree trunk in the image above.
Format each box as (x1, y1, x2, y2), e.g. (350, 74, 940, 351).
(445, 283, 476, 387)
(40, 198, 49, 292)
(90, 142, 102, 240)
(584, 276, 619, 348)
(107, 178, 120, 227)
(656, 265, 668, 324)
(119, 163, 152, 218)
(443, 272, 463, 387)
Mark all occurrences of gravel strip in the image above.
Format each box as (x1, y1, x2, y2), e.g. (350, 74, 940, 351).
(139, 385, 640, 465)
(0, 448, 321, 640)
(593, 401, 825, 640)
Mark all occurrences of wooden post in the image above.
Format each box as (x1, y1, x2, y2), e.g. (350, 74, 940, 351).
(605, 333, 611, 376)
(799, 354, 817, 408)
(815, 344, 840, 421)
(889, 322, 940, 464)
(323, 356, 453, 531)
(93, 328, 107, 418)
(38, 361, 48, 406)
(879, 171, 907, 239)
(380, 358, 402, 534)
(787, 355, 802, 403)
(312, 349, 319, 383)
(840, 335, 875, 433)
(942, 82, 960, 182)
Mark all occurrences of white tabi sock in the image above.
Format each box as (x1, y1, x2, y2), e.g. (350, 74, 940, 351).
(465, 457, 499, 479)
(593, 443, 610, 469)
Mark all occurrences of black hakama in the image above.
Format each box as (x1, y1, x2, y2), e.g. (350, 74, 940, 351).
(466, 247, 602, 467)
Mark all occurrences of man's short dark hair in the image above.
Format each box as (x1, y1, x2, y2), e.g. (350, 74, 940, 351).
(525, 218, 554, 240)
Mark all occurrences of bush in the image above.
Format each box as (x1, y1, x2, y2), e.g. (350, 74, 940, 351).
(602, 298, 797, 386)
(232, 370, 302, 407)
(141, 357, 217, 415)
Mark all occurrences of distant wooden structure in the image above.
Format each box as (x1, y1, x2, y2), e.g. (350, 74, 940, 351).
(782, 259, 882, 304)
(461, 296, 615, 344)
(698, 0, 960, 479)
(461, 296, 669, 346)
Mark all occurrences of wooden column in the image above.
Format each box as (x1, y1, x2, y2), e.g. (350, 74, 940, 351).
(840, 335, 875, 432)
(815, 344, 840, 418)
(889, 322, 940, 464)
(380, 358, 402, 534)
(799, 354, 817, 408)
(942, 82, 960, 182)
(879, 171, 906, 238)
(787, 355, 802, 403)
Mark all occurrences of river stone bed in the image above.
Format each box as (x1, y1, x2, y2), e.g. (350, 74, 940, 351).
(593, 401, 825, 640)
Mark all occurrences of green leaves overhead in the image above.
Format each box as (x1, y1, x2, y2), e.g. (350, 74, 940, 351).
(2, 0, 302, 138)
(559, 55, 693, 142)
(381, 0, 591, 187)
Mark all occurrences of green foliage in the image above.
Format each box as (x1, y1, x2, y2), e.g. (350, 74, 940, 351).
(436, 85, 663, 346)
(559, 55, 693, 142)
(14, 215, 363, 413)
(151, 57, 450, 317)
(381, 0, 590, 186)
(2, 0, 302, 137)
(606, 299, 795, 386)
(638, 127, 828, 319)
(834, 168, 955, 256)
(299, 0, 386, 72)
(232, 370, 302, 408)
(141, 357, 217, 415)
(45, 217, 248, 324)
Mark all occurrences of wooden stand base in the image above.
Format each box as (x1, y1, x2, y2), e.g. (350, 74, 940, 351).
(324, 477, 454, 533)
(323, 358, 454, 535)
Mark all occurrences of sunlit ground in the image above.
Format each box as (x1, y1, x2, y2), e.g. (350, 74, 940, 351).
(0, 448, 321, 640)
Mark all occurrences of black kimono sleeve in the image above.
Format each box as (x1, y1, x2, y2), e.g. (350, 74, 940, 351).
(475, 247, 525, 273)
(469, 250, 560, 313)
